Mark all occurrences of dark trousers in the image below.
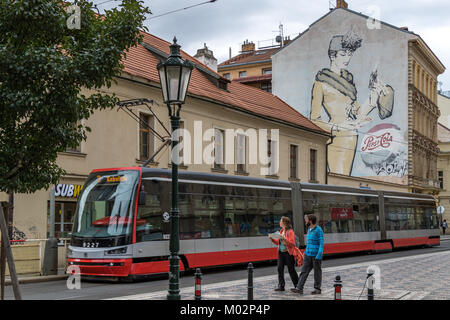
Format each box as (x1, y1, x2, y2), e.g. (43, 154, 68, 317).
(277, 251, 298, 288)
(296, 254, 322, 291)
(443, 227, 446, 235)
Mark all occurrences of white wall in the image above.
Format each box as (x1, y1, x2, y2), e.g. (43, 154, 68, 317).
(273, 8, 415, 182)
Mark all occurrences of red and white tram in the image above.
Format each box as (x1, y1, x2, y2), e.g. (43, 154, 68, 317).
(67, 167, 440, 278)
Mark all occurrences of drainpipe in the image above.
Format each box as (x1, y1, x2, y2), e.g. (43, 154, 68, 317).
(325, 132, 335, 185)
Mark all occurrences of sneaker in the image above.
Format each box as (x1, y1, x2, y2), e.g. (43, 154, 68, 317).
(311, 289, 321, 295)
(290, 288, 303, 294)
(274, 287, 285, 292)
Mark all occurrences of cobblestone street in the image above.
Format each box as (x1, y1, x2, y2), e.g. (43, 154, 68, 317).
(110, 250, 450, 300)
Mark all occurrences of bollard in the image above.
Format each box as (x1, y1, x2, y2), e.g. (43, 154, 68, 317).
(42, 238, 58, 276)
(367, 269, 374, 301)
(194, 268, 202, 300)
(247, 263, 254, 300)
(334, 275, 342, 300)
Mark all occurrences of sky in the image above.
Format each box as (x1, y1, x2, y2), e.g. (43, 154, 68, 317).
(98, 0, 450, 91)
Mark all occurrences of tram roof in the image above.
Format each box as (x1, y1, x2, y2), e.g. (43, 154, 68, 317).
(140, 168, 433, 200)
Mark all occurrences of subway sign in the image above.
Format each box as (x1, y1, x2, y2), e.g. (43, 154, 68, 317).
(55, 184, 84, 198)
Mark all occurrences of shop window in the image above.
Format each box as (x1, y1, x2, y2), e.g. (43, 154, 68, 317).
(47, 201, 77, 241)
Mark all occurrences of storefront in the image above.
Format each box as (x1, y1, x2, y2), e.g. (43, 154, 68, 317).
(46, 182, 84, 239)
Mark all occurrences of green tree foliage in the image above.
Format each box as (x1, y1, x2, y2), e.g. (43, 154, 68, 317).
(0, 0, 150, 193)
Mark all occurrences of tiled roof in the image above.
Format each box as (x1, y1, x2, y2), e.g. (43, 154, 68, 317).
(122, 32, 328, 136)
(218, 47, 279, 69)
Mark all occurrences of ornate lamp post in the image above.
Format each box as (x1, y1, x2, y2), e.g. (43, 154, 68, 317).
(157, 37, 193, 300)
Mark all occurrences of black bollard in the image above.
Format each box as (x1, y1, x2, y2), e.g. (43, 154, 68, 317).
(247, 263, 254, 300)
(334, 275, 342, 300)
(367, 269, 374, 300)
(195, 268, 202, 300)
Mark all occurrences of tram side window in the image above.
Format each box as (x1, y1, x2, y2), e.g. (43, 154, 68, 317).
(247, 197, 273, 236)
(303, 194, 379, 233)
(385, 206, 415, 231)
(224, 195, 248, 237)
(416, 205, 439, 229)
(192, 195, 224, 239)
(136, 181, 170, 242)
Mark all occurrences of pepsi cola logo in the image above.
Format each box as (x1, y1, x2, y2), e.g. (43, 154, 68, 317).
(361, 132, 393, 152)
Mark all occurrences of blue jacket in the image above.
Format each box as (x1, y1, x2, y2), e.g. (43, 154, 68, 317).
(304, 225, 324, 260)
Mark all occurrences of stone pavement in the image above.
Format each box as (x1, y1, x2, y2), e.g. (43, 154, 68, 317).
(109, 250, 450, 300)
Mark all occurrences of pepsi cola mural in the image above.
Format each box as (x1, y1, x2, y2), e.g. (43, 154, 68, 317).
(304, 26, 409, 182)
(272, 10, 413, 184)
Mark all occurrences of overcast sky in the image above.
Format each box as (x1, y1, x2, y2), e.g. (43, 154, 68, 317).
(98, 0, 450, 90)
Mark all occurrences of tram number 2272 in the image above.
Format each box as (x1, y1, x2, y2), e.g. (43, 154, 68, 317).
(82, 242, 99, 248)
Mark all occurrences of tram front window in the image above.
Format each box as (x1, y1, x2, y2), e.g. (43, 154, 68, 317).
(71, 170, 139, 247)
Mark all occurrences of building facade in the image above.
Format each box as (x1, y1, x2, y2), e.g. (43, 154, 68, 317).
(272, 5, 445, 194)
(217, 40, 288, 93)
(438, 123, 450, 229)
(0, 32, 329, 241)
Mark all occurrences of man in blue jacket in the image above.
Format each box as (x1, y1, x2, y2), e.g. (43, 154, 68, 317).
(291, 214, 324, 295)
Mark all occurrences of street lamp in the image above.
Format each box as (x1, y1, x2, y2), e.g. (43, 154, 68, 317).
(157, 37, 193, 300)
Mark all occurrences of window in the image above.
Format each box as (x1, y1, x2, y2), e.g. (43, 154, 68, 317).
(139, 113, 154, 161)
(302, 192, 380, 234)
(289, 145, 298, 179)
(239, 71, 247, 78)
(439, 171, 444, 189)
(310, 149, 317, 182)
(266, 139, 278, 176)
(236, 133, 247, 173)
(262, 68, 272, 75)
(47, 201, 77, 239)
(223, 73, 230, 79)
(66, 122, 81, 153)
(261, 82, 272, 93)
(214, 128, 225, 170)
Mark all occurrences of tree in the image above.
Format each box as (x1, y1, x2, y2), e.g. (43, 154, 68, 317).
(0, 0, 150, 226)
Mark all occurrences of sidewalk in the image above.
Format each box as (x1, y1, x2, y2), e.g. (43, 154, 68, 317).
(108, 250, 450, 300)
(4, 268, 67, 286)
(441, 235, 450, 241)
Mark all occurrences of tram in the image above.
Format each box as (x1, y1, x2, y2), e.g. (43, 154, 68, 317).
(67, 167, 440, 278)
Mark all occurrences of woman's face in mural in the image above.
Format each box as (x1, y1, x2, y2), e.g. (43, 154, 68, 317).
(332, 49, 354, 70)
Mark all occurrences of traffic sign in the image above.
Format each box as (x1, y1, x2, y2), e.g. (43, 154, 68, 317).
(437, 205, 445, 215)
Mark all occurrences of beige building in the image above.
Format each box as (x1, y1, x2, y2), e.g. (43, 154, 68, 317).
(438, 123, 450, 229)
(438, 93, 450, 127)
(0, 31, 330, 242)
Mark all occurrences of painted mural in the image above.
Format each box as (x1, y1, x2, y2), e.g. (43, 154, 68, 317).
(272, 9, 412, 184)
(306, 29, 408, 181)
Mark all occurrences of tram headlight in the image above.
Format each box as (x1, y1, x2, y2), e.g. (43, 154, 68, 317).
(105, 247, 127, 255)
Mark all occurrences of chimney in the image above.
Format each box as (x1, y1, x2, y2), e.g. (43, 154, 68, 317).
(193, 43, 218, 72)
(336, 0, 348, 9)
(241, 40, 255, 53)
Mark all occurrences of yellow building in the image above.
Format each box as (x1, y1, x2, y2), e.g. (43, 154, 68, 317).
(217, 40, 290, 93)
(0, 32, 330, 242)
(437, 123, 450, 230)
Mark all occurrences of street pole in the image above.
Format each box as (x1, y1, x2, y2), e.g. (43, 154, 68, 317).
(167, 113, 180, 300)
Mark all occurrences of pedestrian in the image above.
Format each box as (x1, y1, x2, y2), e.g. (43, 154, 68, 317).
(291, 214, 324, 295)
(443, 220, 448, 235)
(269, 216, 299, 291)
